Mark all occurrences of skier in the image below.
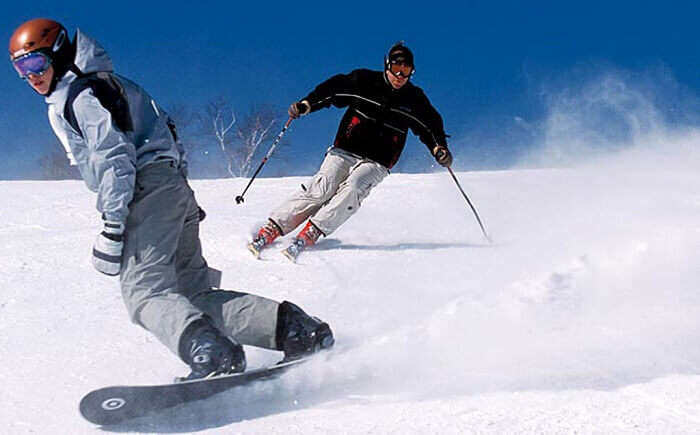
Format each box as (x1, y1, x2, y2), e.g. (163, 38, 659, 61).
(248, 42, 452, 262)
(9, 18, 333, 380)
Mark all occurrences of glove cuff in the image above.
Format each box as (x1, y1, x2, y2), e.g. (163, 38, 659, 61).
(102, 218, 125, 236)
(101, 231, 123, 242)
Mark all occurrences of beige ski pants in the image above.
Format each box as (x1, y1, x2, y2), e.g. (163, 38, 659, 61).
(270, 147, 389, 236)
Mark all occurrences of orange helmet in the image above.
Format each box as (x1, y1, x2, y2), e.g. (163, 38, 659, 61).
(9, 18, 67, 60)
(9, 18, 74, 95)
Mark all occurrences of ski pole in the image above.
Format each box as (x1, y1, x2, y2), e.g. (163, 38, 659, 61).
(235, 117, 293, 204)
(447, 166, 491, 243)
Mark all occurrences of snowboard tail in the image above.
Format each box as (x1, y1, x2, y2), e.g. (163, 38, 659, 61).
(79, 358, 306, 425)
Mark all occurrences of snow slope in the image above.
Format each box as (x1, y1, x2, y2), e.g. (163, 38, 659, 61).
(1, 141, 699, 433)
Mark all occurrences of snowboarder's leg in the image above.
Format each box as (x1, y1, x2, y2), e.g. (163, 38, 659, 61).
(120, 163, 210, 356)
(188, 289, 334, 359)
(188, 290, 334, 359)
(268, 148, 355, 235)
(305, 158, 388, 236)
(174, 188, 212, 294)
(188, 289, 280, 349)
(161, 170, 282, 351)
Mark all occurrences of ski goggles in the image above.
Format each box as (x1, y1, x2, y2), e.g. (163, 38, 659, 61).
(388, 61, 413, 79)
(12, 51, 52, 80)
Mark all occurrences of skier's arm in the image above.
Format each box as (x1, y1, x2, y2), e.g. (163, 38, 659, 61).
(409, 90, 449, 152)
(302, 70, 363, 112)
(72, 89, 137, 224)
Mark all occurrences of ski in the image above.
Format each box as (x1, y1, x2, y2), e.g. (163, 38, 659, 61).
(79, 357, 307, 425)
(247, 240, 263, 258)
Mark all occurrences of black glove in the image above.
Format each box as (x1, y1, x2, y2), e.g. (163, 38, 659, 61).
(92, 219, 124, 276)
(432, 145, 453, 167)
(288, 100, 310, 119)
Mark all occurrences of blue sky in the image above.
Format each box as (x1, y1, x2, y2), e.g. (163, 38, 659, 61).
(1, 1, 698, 178)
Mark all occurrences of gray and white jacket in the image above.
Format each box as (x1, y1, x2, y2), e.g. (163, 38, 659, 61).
(45, 30, 186, 224)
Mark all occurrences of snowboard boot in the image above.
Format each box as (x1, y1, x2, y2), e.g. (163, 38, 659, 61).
(248, 220, 282, 258)
(282, 221, 323, 263)
(276, 301, 335, 362)
(177, 319, 247, 382)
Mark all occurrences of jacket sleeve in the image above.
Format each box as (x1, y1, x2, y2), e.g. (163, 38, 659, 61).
(302, 70, 364, 112)
(409, 89, 449, 152)
(73, 89, 137, 224)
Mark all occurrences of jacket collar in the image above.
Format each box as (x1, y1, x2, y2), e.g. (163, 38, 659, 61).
(45, 30, 114, 106)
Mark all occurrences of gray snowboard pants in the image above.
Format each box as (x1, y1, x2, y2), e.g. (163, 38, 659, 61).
(270, 147, 389, 236)
(120, 161, 279, 357)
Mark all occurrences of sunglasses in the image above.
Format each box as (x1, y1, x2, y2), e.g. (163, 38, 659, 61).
(388, 61, 413, 79)
(12, 51, 52, 80)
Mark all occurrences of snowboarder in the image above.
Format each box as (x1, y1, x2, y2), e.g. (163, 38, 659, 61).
(9, 18, 333, 380)
(248, 42, 452, 262)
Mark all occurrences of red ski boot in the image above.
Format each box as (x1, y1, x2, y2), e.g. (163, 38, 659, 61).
(282, 221, 323, 263)
(248, 220, 282, 258)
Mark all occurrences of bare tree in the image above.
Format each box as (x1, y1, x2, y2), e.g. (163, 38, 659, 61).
(231, 105, 277, 177)
(199, 97, 293, 178)
(202, 96, 238, 177)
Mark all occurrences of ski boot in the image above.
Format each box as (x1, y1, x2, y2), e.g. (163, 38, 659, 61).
(282, 221, 323, 263)
(248, 220, 282, 258)
(276, 301, 335, 362)
(177, 319, 247, 381)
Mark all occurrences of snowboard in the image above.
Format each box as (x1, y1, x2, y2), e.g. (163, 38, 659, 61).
(79, 357, 307, 425)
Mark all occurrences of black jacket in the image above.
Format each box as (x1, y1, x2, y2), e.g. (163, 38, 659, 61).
(303, 69, 448, 169)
